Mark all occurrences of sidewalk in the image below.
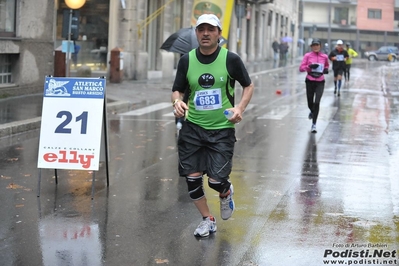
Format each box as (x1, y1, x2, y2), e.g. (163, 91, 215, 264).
(0, 58, 300, 138)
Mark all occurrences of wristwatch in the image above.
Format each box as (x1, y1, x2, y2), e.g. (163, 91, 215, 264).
(172, 99, 180, 106)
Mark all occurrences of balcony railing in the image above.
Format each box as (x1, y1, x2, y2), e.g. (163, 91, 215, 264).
(332, 19, 355, 26)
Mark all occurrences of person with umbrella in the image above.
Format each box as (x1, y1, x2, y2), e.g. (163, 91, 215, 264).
(171, 14, 254, 238)
(272, 38, 279, 66)
(279, 41, 289, 62)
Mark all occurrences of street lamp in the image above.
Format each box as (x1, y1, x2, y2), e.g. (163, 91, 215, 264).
(64, 0, 86, 77)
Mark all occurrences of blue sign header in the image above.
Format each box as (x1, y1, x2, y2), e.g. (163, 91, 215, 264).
(43, 77, 106, 99)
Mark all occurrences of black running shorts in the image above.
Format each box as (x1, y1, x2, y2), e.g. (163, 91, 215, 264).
(333, 68, 344, 77)
(177, 121, 236, 182)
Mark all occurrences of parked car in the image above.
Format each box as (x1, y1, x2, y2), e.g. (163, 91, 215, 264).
(364, 46, 399, 62)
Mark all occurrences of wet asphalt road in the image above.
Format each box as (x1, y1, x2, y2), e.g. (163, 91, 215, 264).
(0, 60, 398, 266)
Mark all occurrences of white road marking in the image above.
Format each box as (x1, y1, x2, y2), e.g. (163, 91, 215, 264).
(119, 103, 171, 116)
(257, 105, 297, 120)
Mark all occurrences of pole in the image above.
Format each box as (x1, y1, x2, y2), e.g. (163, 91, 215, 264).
(327, 0, 331, 49)
(299, 0, 304, 56)
(66, 9, 72, 77)
(235, 3, 245, 54)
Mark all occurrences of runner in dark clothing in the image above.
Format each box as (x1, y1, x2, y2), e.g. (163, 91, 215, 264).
(328, 40, 349, 96)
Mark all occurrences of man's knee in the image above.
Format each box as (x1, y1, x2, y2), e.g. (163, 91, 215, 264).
(186, 175, 204, 200)
(208, 178, 231, 194)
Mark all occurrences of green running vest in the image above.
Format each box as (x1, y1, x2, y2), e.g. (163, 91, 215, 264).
(186, 48, 235, 130)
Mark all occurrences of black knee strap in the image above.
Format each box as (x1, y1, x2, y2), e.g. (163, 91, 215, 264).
(186, 175, 204, 200)
(208, 179, 231, 194)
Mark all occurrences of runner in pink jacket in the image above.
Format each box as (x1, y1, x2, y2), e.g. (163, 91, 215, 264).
(299, 39, 329, 133)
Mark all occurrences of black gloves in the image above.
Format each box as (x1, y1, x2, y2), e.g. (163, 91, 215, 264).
(309, 63, 319, 69)
(323, 68, 329, 74)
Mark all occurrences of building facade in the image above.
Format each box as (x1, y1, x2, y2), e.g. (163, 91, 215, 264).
(0, 0, 55, 96)
(107, 0, 299, 80)
(300, 0, 399, 57)
(0, 0, 299, 96)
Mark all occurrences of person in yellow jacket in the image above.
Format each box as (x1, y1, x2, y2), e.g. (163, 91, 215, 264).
(344, 43, 358, 83)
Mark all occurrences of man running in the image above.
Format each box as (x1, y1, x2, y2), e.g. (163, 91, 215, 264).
(328, 40, 349, 96)
(171, 14, 254, 238)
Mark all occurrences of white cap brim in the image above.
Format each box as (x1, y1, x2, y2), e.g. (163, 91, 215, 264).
(196, 14, 222, 30)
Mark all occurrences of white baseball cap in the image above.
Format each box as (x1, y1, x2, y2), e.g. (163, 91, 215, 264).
(336, 40, 343, 45)
(196, 14, 222, 30)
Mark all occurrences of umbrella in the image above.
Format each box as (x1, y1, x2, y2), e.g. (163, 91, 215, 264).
(281, 36, 293, 43)
(160, 27, 198, 54)
(297, 39, 305, 44)
(219, 36, 228, 46)
(160, 27, 228, 54)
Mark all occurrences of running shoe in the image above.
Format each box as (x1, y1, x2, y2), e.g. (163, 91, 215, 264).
(311, 124, 317, 133)
(194, 216, 217, 237)
(220, 185, 235, 220)
(308, 112, 313, 120)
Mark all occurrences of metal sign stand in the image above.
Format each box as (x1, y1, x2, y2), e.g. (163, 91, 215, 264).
(37, 76, 110, 199)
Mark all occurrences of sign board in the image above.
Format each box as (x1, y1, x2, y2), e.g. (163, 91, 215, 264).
(62, 40, 75, 53)
(37, 77, 106, 171)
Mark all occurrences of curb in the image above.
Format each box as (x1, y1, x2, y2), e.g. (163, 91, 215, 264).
(0, 117, 42, 138)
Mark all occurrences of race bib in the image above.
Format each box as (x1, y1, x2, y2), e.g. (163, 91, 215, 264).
(336, 54, 344, 61)
(311, 63, 324, 73)
(193, 88, 222, 111)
